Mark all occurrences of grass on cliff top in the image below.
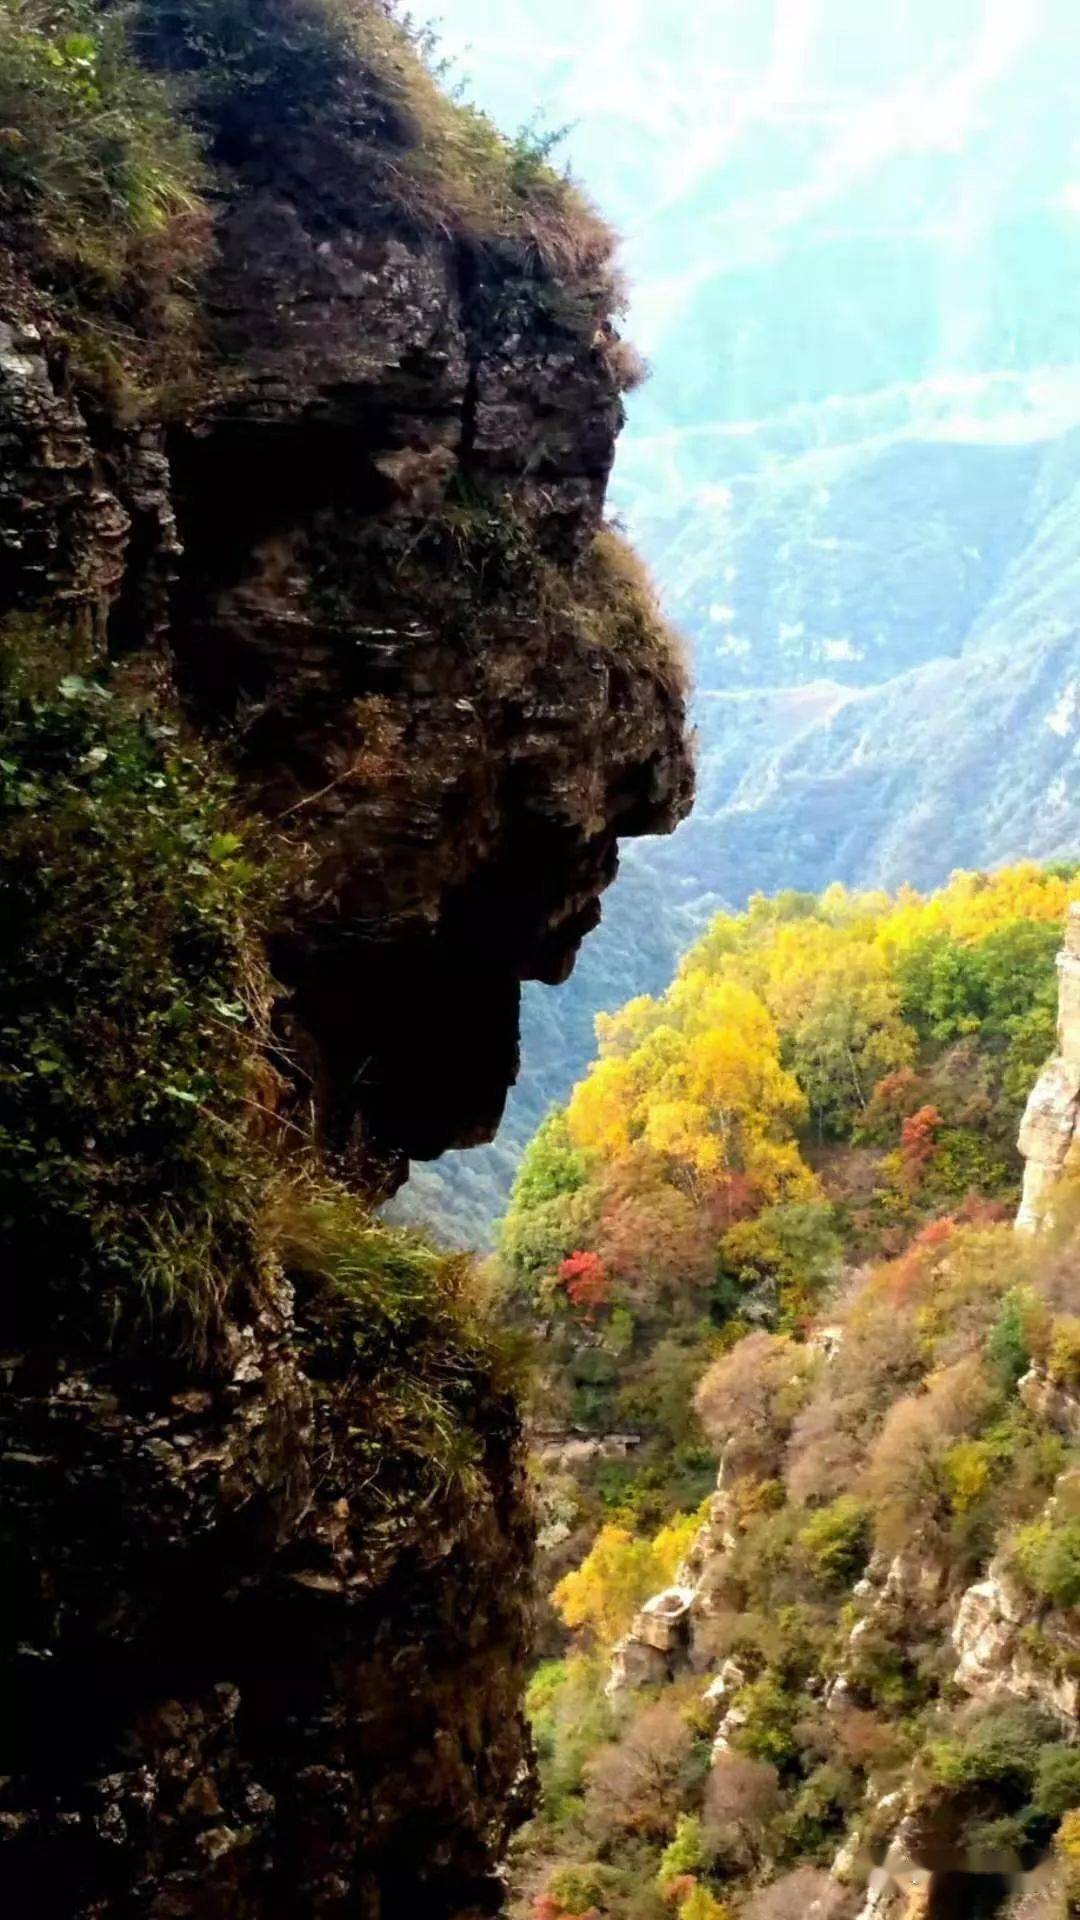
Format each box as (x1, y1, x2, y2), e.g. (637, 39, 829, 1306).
(0, 0, 209, 402)
(569, 528, 692, 699)
(137, 0, 616, 279)
(357, 2, 616, 278)
(0, 0, 617, 406)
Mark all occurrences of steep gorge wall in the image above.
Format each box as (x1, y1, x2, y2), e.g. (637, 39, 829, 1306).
(0, 5, 692, 1914)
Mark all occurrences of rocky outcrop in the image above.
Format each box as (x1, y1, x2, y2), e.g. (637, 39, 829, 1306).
(1016, 903, 1080, 1232)
(0, 1278, 533, 1917)
(0, 7, 692, 1196)
(951, 1561, 1080, 1722)
(0, 6, 693, 1916)
(1019, 1365, 1080, 1442)
(606, 1475, 741, 1699)
(606, 1587, 696, 1697)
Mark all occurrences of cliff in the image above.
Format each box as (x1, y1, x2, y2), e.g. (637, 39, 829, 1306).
(1017, 905, 1080, 1233)
(0, 5, 692, 1915)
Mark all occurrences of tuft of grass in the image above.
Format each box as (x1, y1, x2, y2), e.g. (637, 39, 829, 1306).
(362, 10, 615, 278)
(549, 525, 692, 698)
(264, 1173, 529, 1531)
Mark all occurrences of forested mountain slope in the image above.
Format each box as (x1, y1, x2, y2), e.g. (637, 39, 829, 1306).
(504, 871, 1080, 1920)
(396, 0, 1080, 1244)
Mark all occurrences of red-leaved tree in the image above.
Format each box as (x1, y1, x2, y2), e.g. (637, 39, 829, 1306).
(558, 1250, 611, 1315)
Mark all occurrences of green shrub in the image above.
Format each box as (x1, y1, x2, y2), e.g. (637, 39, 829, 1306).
(987, 1289, 1033, 1393)
(962, 1812, 1034, 1861)
(526, 1654, 613, 1821)
(548, 1861, 620, 1911)
(1048, 1315, 1080, 1390)
(657, 1813, 705, 1889)
(779, 1762, 859, 1862)
(1014, 1515, 1080, 1610)
(797, 1496, 872, 1587)
(927, 1703, 1060, 1796)
(1034, 1747, 1080, 1820)
(732, 1675, 803, 1772)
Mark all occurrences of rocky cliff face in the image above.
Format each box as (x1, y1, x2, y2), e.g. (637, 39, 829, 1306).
(1017, 904, 1080, 1233)
(0, 12, 692, 1187)
(0, 5, 692, 1914)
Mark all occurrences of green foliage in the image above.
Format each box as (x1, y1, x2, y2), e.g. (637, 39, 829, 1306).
(1013, 1513, 1080, 1609)
(786, 951, 914, 1139)
(778, 1762, 859, 1862)
(0, 0, 207, 394)
(500, 1112, 597, 1289)
(988, 1289, 1033, 1392)
(896, 919, 1061, 1124)
(511, 1111, 589, 1213)
(927, 1702, 1063, 1796)
(0, 0, 201, 249)
(0, 640, 264, 1341)
(919, 1702, 1080, 1868)
(657, 1813, 705, 1888)
(797, 1495, 872, 1588)
(731, 1675, 803, 1772)
(526, 1654, 615, 1821)
(548, 1860, 620, 1913)
(1034, 1746, 1080, 1820)
(717, 1201, 841, 1329)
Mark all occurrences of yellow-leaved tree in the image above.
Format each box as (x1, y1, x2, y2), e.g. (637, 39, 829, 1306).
(568, 977, 814, 1207)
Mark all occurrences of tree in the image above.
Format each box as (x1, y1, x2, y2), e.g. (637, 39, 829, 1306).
(677, 1888, 730, 1920)
(898, 1103, 941, 1184)
(552, 1509, 700, 1648)
(558, 1250, 610, 1315)
(703, 1752, 780, 1867)
(695, 1333, 814, 1480)
(552, 1525, 663, 1649)
(567, 978, 814, 1206)
(584, 1699, 693, 1839)
(595, 1158, 716, 1307)
(499, 1113, 597, 1286)
(716, 1201, 841, 1327)
(785, 946, 916, 1138)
